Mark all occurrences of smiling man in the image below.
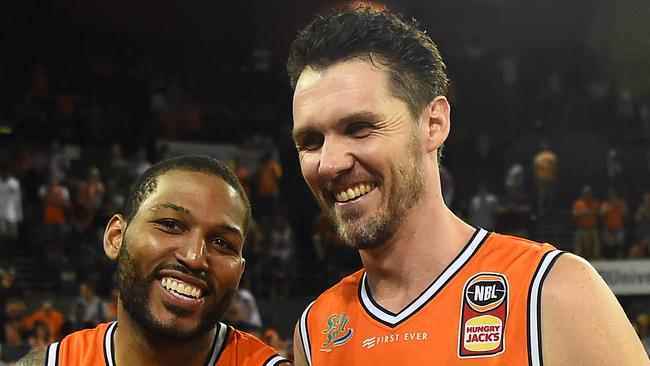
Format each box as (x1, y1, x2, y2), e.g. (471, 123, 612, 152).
(18, 155, 290, 366)
(287, 8, 648, 366)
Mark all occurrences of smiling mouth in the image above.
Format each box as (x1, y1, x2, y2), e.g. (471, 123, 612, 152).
(161, 277, 203, 300)
(334, 182, 376, 203)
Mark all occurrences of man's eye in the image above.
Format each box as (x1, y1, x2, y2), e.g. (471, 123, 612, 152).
(209, 238, 235, 251)
(346, 122, 372, 137)
(157, 220, 184, 232)
(298, 134, 324, 151)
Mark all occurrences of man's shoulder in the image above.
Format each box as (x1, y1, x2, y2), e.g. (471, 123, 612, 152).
(16, 348, 47, 366)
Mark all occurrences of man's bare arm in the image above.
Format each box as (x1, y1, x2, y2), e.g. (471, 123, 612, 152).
(293, 321, 308, 366)
(542, 254, 649, 365)
(16, 349, 46, 366)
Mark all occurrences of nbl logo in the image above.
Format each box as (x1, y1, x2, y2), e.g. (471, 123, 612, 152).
(465, 274, 507, 313)
(458, 272, 508, 358)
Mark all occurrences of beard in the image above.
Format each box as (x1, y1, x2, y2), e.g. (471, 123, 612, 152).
(116, 238, 232, 341)
(321, 132, 426, 250)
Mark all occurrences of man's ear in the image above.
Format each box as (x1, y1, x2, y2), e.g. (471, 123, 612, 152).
(421, 96, 451, 154)
(103, 214, 127, 261)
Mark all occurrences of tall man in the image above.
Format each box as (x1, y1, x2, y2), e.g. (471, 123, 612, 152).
(18, 155, 290, 366)
(287, 8, 648, 365)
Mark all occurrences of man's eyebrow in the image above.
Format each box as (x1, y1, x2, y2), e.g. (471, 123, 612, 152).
(216, 223, 244, 241)
(149, 202, 190, 215)
(291, 111, 383, 142)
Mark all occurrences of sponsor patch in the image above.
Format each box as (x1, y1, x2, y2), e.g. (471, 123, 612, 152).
(320, 313, 354, 352)
(458, 273, 508, 358)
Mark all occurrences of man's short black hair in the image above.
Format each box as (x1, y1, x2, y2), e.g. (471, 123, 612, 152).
(123, 155, 252, 236)
(287, 7, 449, 120)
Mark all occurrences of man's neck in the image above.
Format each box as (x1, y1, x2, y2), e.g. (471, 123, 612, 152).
(359, 201, 474, 314)
(114, 314, 217, 366)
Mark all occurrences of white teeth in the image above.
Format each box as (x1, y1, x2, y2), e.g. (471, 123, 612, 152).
(335, 183, 375, 202)
(161, 277, 201, 299)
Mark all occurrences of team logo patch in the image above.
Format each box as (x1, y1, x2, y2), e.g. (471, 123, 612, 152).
(458, 273, 508, 358)
(320, 313, 354, 352)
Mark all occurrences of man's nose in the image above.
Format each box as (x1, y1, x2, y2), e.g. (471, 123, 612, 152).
(317, 136, 354, 180)
(175, 232, 209, 271)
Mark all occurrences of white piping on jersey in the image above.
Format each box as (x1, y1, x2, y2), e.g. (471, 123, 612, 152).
(205, 322, 229, 365)
(299, 301, 316, 366)
(264, 354, 290, 366)
(104, 321, 118, 366)
(528, 250, 564, 366)
(45, 342, 59, 366)
(360, 228, 489, 326)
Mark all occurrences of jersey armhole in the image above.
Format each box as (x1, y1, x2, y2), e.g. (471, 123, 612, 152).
(299, 301, 316, 366)
(526, 249, 565, 366)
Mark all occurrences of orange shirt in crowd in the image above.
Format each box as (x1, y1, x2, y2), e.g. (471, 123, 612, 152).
(601, 199, 628, 231)
(573, 198, 599, 229)
(23, 308, 66, 341)
(258, 160, 282, 197)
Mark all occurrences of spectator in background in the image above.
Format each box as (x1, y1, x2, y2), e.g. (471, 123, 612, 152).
(600, 188, 629, 258)
(0, 321, 30, 364)
(38, 172, 71, 262)
(533, 142, 558, 217)
(1, 298, 27, 344)
(468, 183, 499, 231)
(0, 161, 22, 242)
(254, 151, 282, 221)
(231, 287, 263, 329)
(635, 192, 650, 242)
(27, 320, 52, 351)
(573, 185, 600, 259)
(85, 166, 105, 211)
(107, 143, 130, 187)
(129, 148, 151, 179)
(267, 214, 294, 300)
(229, 156, 251, 196)
(47, 141, 70, 182)
(22, 300, 65, 342)
(61, 302, 93, 336)
(496, 181, 532, 238)
(630, 192, 650, 257)
(69, 281, 108, 327)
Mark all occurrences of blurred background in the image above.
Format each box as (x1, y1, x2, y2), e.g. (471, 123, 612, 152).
(0, 0, 649, 362)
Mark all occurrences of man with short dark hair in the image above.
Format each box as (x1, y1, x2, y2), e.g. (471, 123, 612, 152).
(288, 7, 647, 365)
(18, 155, 290, 366)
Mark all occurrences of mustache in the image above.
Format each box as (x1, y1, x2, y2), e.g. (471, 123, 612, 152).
(150, 262, 209, 284)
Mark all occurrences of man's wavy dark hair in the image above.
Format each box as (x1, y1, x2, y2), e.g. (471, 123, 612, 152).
(287, 7, 449, 120)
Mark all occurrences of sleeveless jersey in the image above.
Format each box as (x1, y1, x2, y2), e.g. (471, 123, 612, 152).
(45, 322, 288, 366)
(298, 228, 564, 365)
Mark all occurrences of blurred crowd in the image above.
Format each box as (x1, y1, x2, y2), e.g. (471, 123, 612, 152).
(1, 4, 650, 360)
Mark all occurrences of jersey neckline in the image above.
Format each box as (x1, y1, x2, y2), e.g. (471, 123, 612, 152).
(102, 321, 229, 366)
(358, 227, 490, 328)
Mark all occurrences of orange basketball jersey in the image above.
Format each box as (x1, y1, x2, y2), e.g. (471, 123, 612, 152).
(45, 322, 288, 366)
(298, 228, 564, 365)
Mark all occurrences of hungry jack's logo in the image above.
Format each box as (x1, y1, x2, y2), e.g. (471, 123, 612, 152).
(458, 273, 508, 358)
(320, 313, 354, 352)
